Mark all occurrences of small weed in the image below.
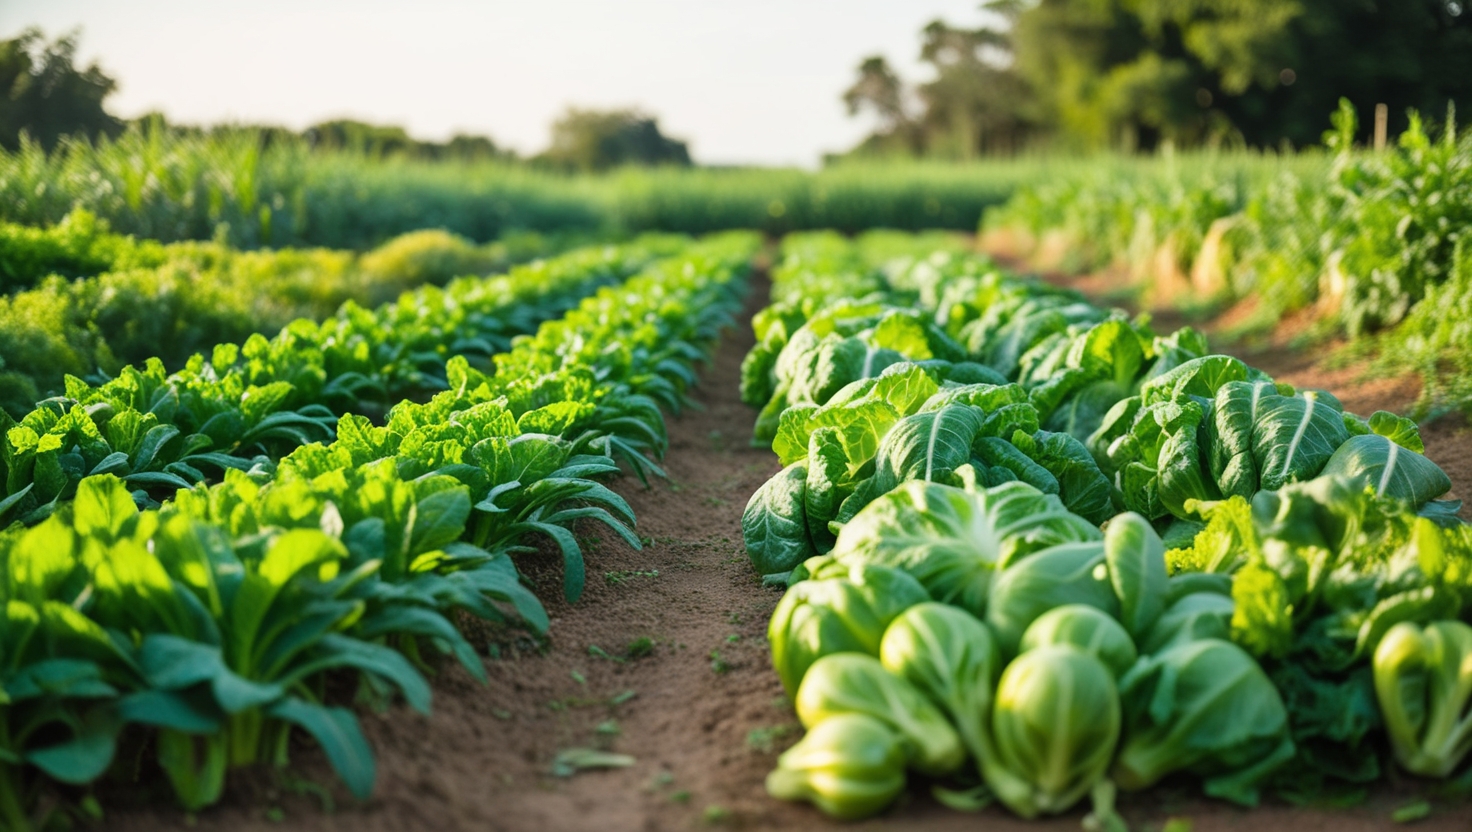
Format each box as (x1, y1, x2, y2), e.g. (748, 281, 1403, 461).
(703, 496, 728, 507)
(647, 770, 676, 792)
(670, 790, 692, 804)
(605, 568, 659, 586)
(702, 805, 731, 825)
(492, 708, 512, 720)
(264, 807, 284, 822)
(626, 636, 656, 659)
(570, 669, 587, 686)
(725, 633, 741, 644)
(610, 689, 638, 706)
(709, 649, 730, 674)
(726, 612, 742, 625)
(746, 724, 797, 754)
(596, 719, 620, 737)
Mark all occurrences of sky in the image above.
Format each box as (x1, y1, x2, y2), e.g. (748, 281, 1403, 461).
(0, 0, 993, 168)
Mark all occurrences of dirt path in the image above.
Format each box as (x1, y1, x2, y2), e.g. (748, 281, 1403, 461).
(106, 268, 1472, 832)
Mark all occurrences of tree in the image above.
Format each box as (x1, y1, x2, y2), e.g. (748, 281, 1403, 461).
(841, 0, 1472, 155)
(0, 28, 121, 151)
(539, 108, 691, 172)
(915, 8, 1033, 157)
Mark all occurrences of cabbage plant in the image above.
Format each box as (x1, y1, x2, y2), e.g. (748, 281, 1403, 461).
(795, 653, 966, 776)
(989, 645, 1120, 817)
(767, 563, 928, 695)
(880, 602, 1002, 767)
(987, 541, 1119, 655)
(832, 481, 1100, 620)
(764, 713, 907, 820)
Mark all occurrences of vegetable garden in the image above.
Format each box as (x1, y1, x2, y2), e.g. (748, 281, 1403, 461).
(1, 110, 1471, 832)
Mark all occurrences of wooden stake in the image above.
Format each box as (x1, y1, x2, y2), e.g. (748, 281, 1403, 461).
(1374, 103, 1388, 151)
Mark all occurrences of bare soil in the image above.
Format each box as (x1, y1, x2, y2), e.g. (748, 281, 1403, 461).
(102, 267, 1472, 832)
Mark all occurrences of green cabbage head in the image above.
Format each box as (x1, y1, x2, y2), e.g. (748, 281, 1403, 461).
(1373, 620, 1472, 778)
(765, 713, 907, 820)
(768, 563, 929, 695)
(795, 652, 966, 777)
(988, 645, 1120, 817)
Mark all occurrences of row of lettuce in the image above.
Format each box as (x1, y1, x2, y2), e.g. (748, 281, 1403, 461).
(984, 100, 1472, 418)
(0, 231, 759, 829)
(740, 232, 1470, 821)
(0, 208, 594, 416)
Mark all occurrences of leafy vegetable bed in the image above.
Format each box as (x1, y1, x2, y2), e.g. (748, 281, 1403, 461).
(741, 232, 1470, 823)
(0, 231, 759, 830)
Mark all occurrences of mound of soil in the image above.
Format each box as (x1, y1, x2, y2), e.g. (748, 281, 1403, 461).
(103, 268, 1472, 832)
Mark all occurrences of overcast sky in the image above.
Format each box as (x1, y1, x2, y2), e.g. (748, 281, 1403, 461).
(0, 0, 992, 167)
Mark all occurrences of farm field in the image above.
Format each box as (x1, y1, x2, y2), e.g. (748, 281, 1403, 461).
(3, 28, 1472, 829)
(77, 242, 1472, 832)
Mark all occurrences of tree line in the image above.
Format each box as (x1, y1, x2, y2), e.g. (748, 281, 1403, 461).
(0, 28, 691, 172)
(843, 0, 1472, 156)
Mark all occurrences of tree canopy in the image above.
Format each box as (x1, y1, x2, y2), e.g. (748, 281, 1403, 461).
(538, 107, 692, 172)
(0, 28, 121, 151)
(844, 0, 1472, 156)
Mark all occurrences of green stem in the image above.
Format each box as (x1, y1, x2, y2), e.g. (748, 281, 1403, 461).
(0, 762, 35, 832)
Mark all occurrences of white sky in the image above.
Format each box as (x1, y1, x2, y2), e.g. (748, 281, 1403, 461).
(0, 0, 992, 168)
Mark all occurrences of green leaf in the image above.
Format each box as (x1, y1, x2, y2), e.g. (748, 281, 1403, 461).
(408, 487, 472, 554)
(742, 463, 816, 577)
(72, 475, 139, 542)
(267, 698, 375, 799)
(1104, 512, 1168, 639)
(26, 708, 122, 785)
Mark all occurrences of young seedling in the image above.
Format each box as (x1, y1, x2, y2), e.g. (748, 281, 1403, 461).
(709, 649, 730, 674)
(745, 723, 797, 754)
(626, 636, 656, 659)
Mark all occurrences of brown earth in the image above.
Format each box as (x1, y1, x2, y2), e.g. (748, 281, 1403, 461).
(102, 265, 1472, 832)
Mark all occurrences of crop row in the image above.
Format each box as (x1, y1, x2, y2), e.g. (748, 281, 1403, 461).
(740, 232, 1469, 821)
(984, 101, 1472, 417)
(0, 235, 691, 527)
(0, 209, 595, 415)
(0, 231, 759, 830)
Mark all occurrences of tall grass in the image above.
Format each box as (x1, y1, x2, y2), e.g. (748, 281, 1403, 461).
(0, 124, 1064, 247)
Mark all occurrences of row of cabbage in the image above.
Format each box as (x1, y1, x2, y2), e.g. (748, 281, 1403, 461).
(983, 101, 1472, 417)
(0, 231, 759, 830)
(740, 231, 1470, 821)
